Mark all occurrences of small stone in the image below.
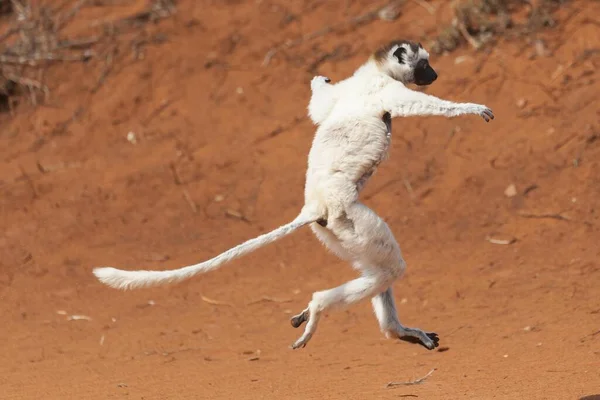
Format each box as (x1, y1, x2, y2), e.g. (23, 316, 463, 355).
(126, 131, 137, 144)
(378, 3, 401, 21)
(534, 40, 547, 57)
(504, 184, 517, 198)
(454, 56, 471, 65)
(516, 98, 528, 109)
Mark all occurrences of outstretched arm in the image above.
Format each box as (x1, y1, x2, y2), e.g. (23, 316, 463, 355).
(382, 83, 494, 122)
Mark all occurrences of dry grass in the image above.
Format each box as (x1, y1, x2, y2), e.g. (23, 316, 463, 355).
(0, 0, 176, 113)
(430, 0, 568, 54)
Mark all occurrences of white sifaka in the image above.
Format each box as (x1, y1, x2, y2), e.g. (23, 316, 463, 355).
(93, 39, 494, 350)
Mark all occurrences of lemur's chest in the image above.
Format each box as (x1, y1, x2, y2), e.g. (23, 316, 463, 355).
(356, 112, 392, 192)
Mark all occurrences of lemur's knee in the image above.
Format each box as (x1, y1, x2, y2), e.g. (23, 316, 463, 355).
(390, 258, 407, 279)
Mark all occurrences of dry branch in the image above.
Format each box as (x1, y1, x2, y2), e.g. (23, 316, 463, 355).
(0, 0, 176, 111)
(431, 0, 567, 55)
(518, 211, 570, 221)
(201, 295, 233, 307)
(386, 368, 436, 388)
(247, 296, 292, 305)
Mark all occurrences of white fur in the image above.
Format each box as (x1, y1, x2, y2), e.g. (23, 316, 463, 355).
(93, 41, 493, 350)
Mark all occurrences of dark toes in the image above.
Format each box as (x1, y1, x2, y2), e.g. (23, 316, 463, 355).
(427, 332, 440, 348)
(399, 332, 440, 350)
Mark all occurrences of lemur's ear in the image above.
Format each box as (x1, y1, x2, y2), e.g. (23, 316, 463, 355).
(392, 46, 406, 64)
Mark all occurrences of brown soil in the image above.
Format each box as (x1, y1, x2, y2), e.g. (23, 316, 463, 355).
(1, 1, 599, 399)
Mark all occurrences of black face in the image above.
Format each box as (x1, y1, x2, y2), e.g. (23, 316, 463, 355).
(414, 58, 438, 86)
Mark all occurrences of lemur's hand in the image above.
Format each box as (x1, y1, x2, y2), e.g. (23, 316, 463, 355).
(310, 76, 332, 91)
(472, 104, 494, 122)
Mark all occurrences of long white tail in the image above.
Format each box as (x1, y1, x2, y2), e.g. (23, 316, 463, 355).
(93, 211, 318, 290)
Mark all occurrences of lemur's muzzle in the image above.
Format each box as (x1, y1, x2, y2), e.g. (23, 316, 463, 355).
(415, 65, 437, 86)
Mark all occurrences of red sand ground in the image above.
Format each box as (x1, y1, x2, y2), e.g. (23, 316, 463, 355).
(0, 1, 598, 399)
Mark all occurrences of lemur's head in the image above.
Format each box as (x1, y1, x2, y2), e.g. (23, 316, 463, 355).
(373, 40, 437, 86)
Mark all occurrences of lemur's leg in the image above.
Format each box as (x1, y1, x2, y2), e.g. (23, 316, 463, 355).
(291, 273, 388, 349)
(289, 222, 353, 331)
(291, 201, 436, 349)
(382, 84, 494, 122)
(371, 287, 439, 350)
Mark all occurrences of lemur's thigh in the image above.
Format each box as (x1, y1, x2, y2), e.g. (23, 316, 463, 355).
(310, 223, 353, 261)
(329, 201, 406, 277)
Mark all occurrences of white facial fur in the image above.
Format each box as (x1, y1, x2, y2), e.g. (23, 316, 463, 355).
(375, 41, 431, 84)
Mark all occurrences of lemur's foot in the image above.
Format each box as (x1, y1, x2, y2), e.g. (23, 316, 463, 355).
(290, 308, 309, 328)
(385, 326, 440, 350)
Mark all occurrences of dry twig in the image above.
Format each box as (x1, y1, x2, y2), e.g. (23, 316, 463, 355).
(431, 0, 567, 54)
(386, 368, 436, 388)
(201, 295, 233, 307)
(182, 189, 197, 214)
(486, 236, 516, 245)
(0, 0, 176, 110)
(247, 296, 292, 305)
(518, 212, 570, 221)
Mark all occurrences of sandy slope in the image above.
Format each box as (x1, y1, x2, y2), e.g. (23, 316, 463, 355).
(0, 1, 598, 398)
